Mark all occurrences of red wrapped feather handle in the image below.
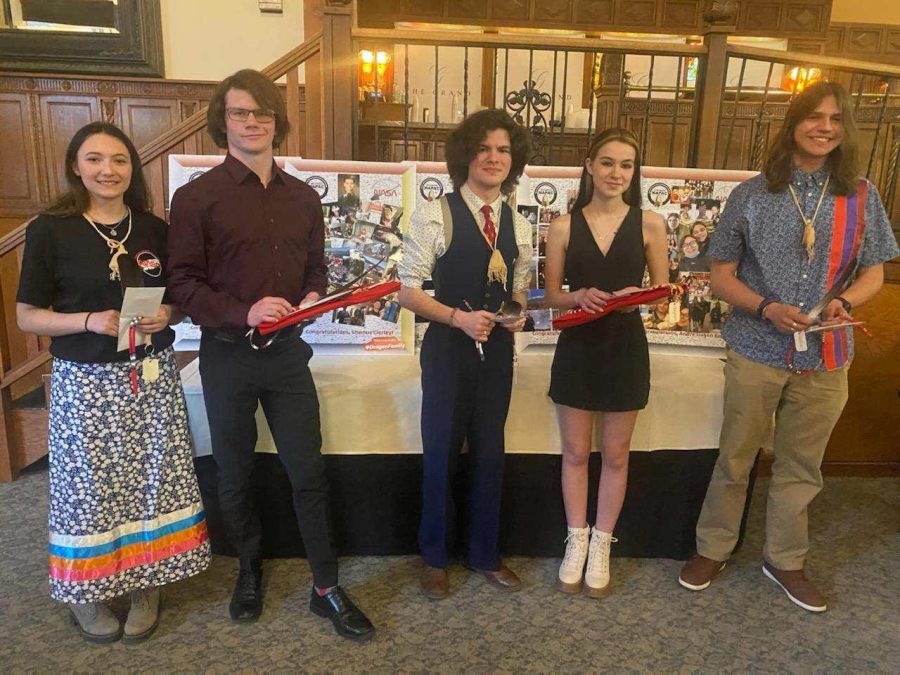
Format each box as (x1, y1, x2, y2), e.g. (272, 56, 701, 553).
(551, 284, 685, 330)
(257, 281, 401, 336)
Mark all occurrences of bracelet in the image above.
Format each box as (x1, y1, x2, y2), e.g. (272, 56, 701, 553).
(448, 307, 458, 327)
(756, 298, 776, 321)
(83, 312, 92, 333)
(835, 296, 852, 314)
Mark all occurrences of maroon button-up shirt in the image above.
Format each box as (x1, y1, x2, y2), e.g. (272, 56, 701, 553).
(167, 154, 328, 328)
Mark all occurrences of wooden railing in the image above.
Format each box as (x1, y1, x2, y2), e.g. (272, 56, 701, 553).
(0, 33, 323, 481)
(2, 11, 900, 479)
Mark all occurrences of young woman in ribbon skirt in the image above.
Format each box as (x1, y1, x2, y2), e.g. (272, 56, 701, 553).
(16, 122, 210, 643)
(544, 128, 669, 597)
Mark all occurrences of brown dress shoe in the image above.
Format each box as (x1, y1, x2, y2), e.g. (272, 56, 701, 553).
(762, 562, 827, 612)
(470, 564, 522, 592)
(420, 564, 449, 600)
(678, 553, 727, 591)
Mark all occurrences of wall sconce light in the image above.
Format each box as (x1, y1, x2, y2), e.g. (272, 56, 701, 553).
(359, 49, 394, 102)
(781, 66, 822, 93)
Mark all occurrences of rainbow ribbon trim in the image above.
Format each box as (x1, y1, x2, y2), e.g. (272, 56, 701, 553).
(49, 505, 208, 583)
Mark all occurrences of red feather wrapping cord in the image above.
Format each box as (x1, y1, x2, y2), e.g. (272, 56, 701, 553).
(257, 281, 401, 336)
(551, 284, 685, 330)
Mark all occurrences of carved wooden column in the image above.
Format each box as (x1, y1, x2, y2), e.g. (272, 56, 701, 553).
(304, 0, 354, 159)
(691, 3, 736, 168)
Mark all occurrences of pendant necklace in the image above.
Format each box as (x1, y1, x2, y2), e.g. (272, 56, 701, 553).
(83, 208, 132, 281)
(788, 175, 830, 261)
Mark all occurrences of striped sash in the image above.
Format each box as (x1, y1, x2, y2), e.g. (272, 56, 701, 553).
(821, 179, 867, 370)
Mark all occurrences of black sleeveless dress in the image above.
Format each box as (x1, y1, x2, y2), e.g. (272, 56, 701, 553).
(549, 206, 650, 411)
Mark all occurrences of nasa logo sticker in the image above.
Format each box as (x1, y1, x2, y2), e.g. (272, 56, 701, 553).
(305, 175, 329, 199)
(135, 250, 162, 278)
(420, 177, 445, 201)
(534, 182, 558, 206)
(647, 182, 671, 206)
(371, 177, 400, 201)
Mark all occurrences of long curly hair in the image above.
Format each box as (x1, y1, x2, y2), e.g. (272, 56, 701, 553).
(444, 109, 530, 195)
(207, 69, 290, 149)
(764, 81, 859, 195)
(43, 122, 151, 217)
(571, 128, 642, 211)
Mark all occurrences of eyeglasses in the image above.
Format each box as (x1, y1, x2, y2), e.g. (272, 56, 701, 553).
(226, 107, 276, 123)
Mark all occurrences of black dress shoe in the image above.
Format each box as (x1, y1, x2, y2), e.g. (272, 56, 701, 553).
(309, 586, 375, 642)
(229, 564, 263, 622)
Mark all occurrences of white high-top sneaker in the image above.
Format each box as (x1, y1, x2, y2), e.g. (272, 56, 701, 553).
(557, 525, 590, 593)
(584, 528, 617, 598)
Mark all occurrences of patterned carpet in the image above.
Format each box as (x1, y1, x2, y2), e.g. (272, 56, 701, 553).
(1, 461, 897, 673)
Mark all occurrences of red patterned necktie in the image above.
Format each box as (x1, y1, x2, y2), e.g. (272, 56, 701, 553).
(480, 204, 496, 247)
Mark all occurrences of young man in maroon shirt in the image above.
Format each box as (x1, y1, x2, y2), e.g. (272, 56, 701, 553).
(167, 69, 374, 642)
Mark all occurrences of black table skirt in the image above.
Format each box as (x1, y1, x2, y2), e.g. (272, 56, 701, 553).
(194, 449, 756, 561)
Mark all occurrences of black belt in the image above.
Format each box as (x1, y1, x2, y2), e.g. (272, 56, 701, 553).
(203, 325, 301, 345)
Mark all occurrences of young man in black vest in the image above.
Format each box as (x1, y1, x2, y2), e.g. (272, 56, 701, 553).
(398, 109, 533, 599)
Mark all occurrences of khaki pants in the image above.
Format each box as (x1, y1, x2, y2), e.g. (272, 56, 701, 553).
(696, 349, 849, 570)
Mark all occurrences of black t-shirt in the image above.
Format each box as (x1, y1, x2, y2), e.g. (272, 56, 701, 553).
(16, 211, 175, 363)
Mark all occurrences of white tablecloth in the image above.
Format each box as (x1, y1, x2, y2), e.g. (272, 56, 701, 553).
(181, 342, 726, 457)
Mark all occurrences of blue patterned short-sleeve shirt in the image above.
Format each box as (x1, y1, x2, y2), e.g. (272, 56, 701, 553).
(709, 168, 899, 371)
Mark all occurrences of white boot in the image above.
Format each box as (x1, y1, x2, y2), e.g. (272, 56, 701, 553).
(123, 587, 160, 644)
(584, 528, 617, 598)
(557, 526, 590, 593)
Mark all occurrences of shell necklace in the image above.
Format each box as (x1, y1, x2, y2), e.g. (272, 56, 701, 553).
(83, 208, 132, 281)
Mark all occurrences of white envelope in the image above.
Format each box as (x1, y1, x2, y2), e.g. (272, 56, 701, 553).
(117, 287, 165, 352)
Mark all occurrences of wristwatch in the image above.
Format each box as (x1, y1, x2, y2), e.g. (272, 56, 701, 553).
(835, 296, 852, 314)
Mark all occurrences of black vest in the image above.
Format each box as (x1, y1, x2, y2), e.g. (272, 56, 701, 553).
(432, 191, 518, 319)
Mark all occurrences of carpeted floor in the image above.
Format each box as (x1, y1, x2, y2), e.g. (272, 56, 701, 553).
(1, 461, 897, 673)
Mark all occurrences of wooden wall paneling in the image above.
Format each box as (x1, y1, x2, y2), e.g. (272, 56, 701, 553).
(574, 0, 614, 24)
(616, 0, 659, 27)
(119, 97, 180, 150)
(783, 2, 829, 35)
(532, 0, 573, 23)
(142, 156, 166, 220)
(490, 0, 529, 21)
(662, 0, 701, 29)
(447, 0, 488, 20)
(0, 94, 43, 216)
(825, 283, 900, 467)
(405, 0, 442, 16)
(38, 95, 100, 198)
(645, 116, 690, 167)
(0, 243, 41, 399)
(715, 119, 752, 170)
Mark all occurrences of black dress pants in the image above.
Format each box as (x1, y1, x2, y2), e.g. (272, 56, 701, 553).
(199, 333, 338, 588)
(418, 324, 514, 570)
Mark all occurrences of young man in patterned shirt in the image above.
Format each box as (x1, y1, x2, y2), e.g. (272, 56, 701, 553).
(678, 81, 899, 612)
(398, 109, 533, 599)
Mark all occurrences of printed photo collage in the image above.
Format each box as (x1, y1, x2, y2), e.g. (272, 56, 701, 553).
(314, 172, 404, 326)
(643, 178, 731, 334)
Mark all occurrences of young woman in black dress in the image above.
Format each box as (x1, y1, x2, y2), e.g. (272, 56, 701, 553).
(544, 128, 668, 597)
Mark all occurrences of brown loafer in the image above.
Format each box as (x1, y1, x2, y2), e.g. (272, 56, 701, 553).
(679, 553, 727, 591)
(470, 564, 522, 592)
(420, 564, 449, 600)
(762, 562, 827, 612)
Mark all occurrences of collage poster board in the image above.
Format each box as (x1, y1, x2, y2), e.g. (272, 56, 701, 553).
(515, 165, 758, 346)
(167, 155, 416, 352)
